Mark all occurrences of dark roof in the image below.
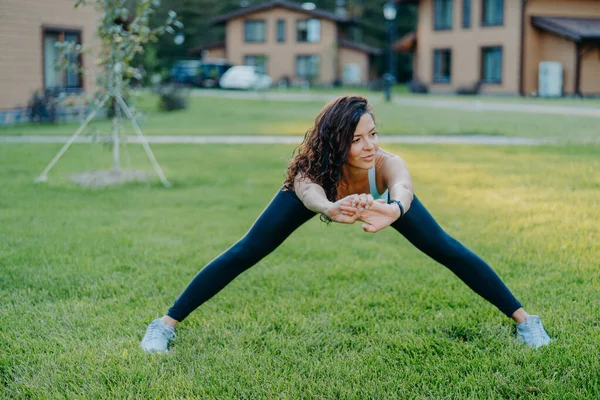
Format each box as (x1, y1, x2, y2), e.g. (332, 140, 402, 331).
(531, 16, 600, 42)
(338, 39, 382, 55)
(188, 41, 225, 55)
(210, 0, 352, 24)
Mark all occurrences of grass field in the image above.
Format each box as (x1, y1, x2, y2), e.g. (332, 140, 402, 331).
(1, 141, 599, 398)
(1, 91, 599, 143)
(274, 85, 600, 107)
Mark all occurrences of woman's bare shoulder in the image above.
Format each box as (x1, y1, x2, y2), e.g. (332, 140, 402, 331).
(376, 148, 401, 165)
(377, 148, 396, 158)
(376, 149, 408, 180)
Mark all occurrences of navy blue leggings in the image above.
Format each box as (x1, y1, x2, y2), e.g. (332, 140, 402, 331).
(167, 189, 522, 321)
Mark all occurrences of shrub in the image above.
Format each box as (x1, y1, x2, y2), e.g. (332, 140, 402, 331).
(158, 84, 189, 112)
(456, 80, 483, 96)
(27, 90, 57, 123)
(408, 78, 429, 94)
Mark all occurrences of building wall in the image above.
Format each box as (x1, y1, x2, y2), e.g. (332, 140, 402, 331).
(415, 0, 522, 94)
(225, 7, 339, 83)
(523, 0, 600, 95)
(338, 47, 369, 84)
(0, 0, 100, 110)
(580, 46, 600, 95)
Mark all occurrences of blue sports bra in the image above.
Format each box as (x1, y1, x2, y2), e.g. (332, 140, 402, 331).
(368, 166, 389, 201)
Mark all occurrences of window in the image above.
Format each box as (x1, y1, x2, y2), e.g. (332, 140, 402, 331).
(462, 0, 471, 28)
(297, 19, 320, 43)
(244, 55, 268, 74)
(482, 0, 503, 26)
(43, 28, 83, 92)
(434, 0, 453, 30)
(481, 46, 502, 83)
(277, 19, 286, 43)
(296, 55, 320, 79)
(433, 49, 452, 83)
(244, 20, 265, 43)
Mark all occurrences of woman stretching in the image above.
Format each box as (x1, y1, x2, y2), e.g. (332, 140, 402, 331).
(141, 95, 551, 352)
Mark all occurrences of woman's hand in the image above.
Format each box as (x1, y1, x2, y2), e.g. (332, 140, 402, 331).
(325, 194, 374, 224)
(357, 199, 401, 233)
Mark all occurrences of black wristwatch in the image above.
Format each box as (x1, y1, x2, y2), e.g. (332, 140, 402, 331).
(387, 199, 405, 219)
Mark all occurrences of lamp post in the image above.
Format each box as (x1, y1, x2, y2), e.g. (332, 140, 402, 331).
(383, 1, 397, 102)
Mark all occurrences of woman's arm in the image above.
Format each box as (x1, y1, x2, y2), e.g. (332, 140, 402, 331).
(381, 153, 414, 214)
(293, 174, 331, 214)
(294, 174, 372, 224)
(352, 153, 414, 233)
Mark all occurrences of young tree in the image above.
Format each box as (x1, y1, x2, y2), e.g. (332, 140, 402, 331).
(36, 0, 181, 186)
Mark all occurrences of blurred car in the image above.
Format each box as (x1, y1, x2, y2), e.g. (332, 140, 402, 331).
(169, 59, 233, 87)
(218, 66, 273, 90)
(169, 60, 202, 85)
(195, 59, 233, 88)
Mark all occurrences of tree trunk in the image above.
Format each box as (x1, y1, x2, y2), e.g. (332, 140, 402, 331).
(112, 103, 120, 172)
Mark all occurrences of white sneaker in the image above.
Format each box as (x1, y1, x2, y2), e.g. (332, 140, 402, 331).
(516, 315, 551, 349)
(141, 318, 176, 353)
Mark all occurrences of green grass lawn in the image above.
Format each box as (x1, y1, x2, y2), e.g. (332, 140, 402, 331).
(1, 91, 598, 143)
(273, 85, 600, 107)
(1, 142, 599, 398)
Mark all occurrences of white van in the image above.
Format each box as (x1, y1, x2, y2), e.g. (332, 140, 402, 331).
(218, 66, 273, 90)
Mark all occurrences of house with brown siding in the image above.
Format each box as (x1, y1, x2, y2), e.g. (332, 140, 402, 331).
(0, 0, 100, 122)
(397, 0, 600, 96)
(196, 0, 381, 86)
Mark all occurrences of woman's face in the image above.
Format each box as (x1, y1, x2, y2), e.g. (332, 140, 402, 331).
(346, 112, 379, 170)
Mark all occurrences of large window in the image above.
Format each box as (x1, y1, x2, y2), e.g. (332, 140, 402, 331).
(482, 0, 504, 26)
(43, 28, 83, 92)
(296, 19, 320, 43)
(481, 46, 502, 83)
(296, 55, 320, 79)
(244, 55, 268, 74)
(462, 0, 471, 28)
(244, 20, 265, 43)
(277, 19, 286, 43)
(433, 49, 452, 83)
(434, 0, 453, 30)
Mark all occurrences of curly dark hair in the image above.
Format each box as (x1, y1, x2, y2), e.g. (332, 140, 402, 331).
(283, 95, 374, 201)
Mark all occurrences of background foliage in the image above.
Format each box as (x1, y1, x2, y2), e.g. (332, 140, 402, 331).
(145, 0, 417, 83)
